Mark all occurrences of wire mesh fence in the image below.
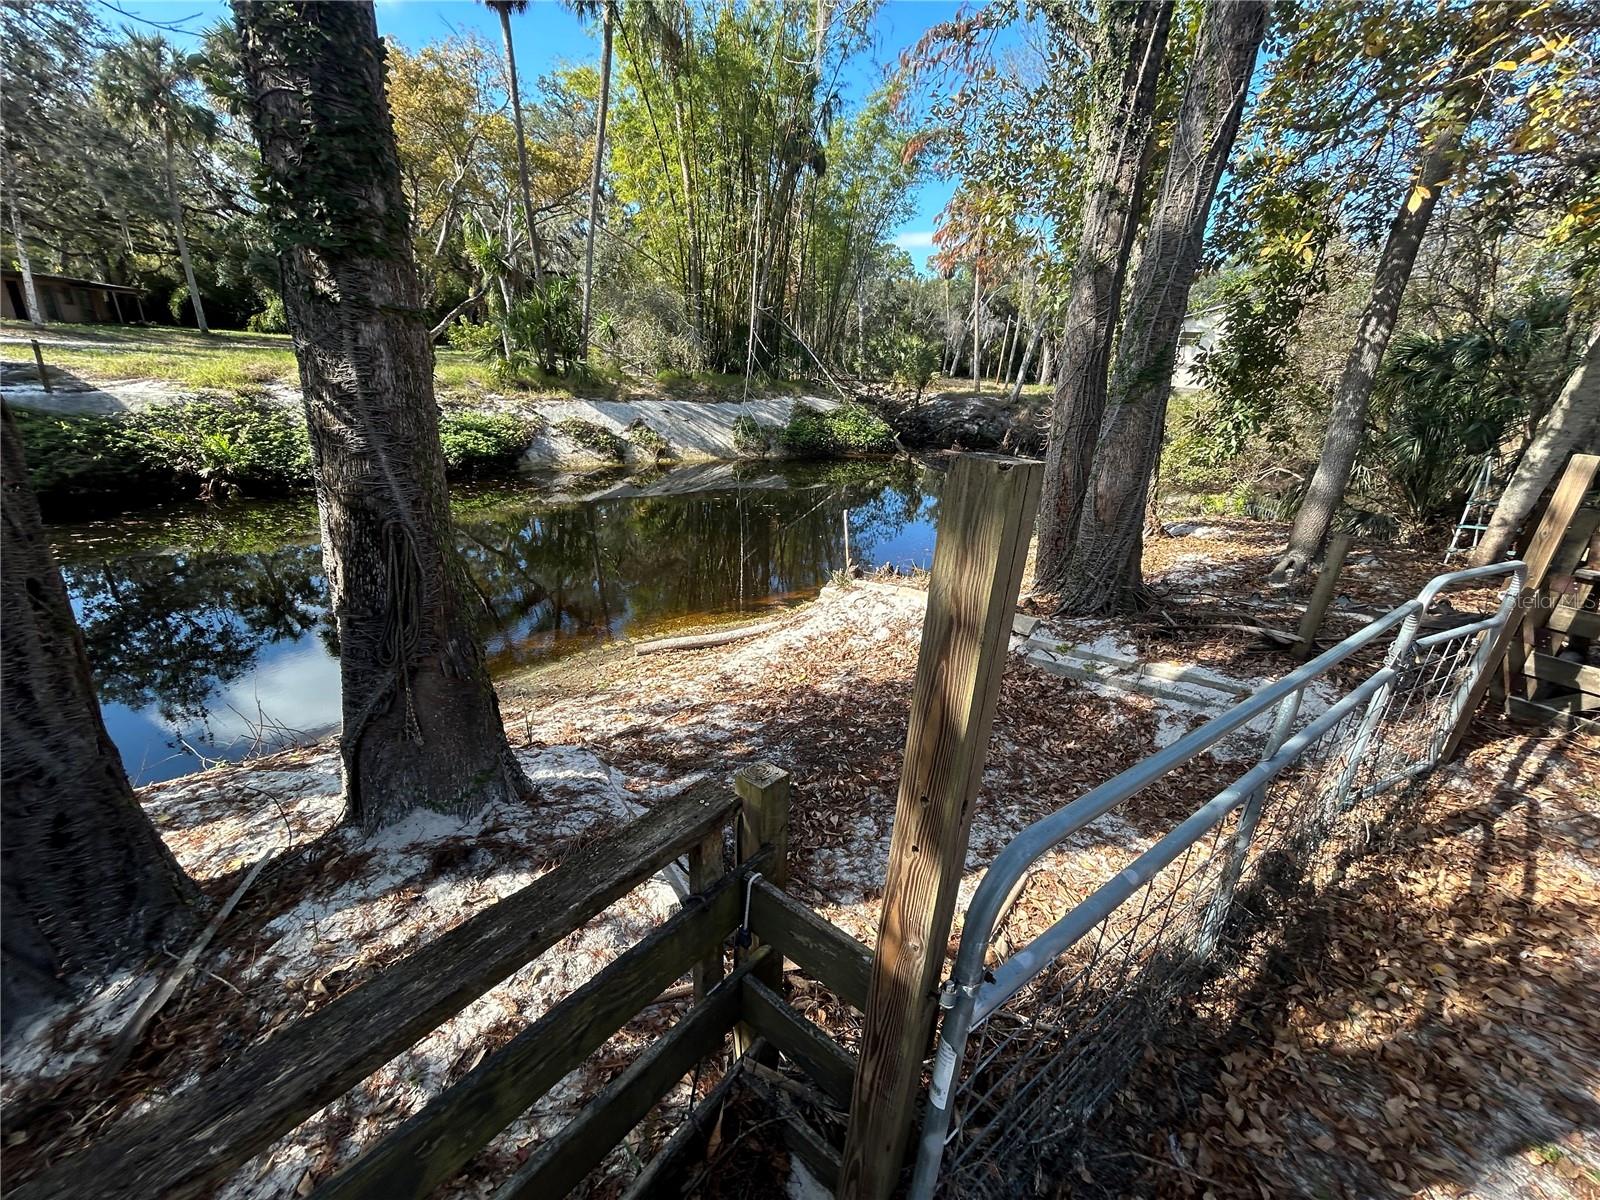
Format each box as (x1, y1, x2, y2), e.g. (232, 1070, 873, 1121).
(911, 562, 1526, 1198)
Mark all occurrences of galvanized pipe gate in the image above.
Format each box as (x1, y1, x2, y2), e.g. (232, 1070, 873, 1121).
(907, 560, 1525, 1196)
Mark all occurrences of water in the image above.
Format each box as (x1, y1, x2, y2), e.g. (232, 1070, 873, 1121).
(48, 460, 941, 785)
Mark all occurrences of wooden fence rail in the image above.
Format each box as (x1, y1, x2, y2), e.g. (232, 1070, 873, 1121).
(15, 781, 740, 1200)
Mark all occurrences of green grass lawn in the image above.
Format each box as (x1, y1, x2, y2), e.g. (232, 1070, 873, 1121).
(1, 320, 851, 402)
(4, 320, 510, 396)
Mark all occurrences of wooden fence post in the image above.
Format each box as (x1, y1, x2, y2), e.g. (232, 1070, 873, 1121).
(31, 339, 52, 394)
(1294, 532, 1351, 661)
(687, 826, 726, 1002)
(1440, 451, 1600, 759)
(838, 453, 1043, 1200)
(733, 761, 789, 1056)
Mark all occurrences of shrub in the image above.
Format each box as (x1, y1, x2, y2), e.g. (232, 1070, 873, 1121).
(554, 416, 627, 462)
(732, 412, 770, 457)
(439, 411, 535, 474)
(779, 403, 896, 458)
(626, 421, 671, 459)
(890, 333, 941, 400)
(246, 294, 289, 333)
(10, 409, 156, 507)
(128, 397, 312, 494)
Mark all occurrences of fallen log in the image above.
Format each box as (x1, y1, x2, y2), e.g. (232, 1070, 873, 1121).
(633, 621, 780, 655)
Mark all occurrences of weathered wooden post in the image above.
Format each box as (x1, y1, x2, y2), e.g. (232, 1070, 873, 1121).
(686, 826, 726, 1002)
(31, 339, 52, 394)
(1440, 451, 1600, 759)
(1294, 532, 1351, 661)
(733, 761, 790, 1056)
(839, 453, 1042, 1200)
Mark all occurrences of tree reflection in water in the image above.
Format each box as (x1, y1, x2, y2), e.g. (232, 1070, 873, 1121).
(50, 461, 938, 782)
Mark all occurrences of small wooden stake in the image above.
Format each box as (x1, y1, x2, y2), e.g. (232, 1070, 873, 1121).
(733, 761, 790, 1056)
(31, 339, 52, 393)
(1294, 532, 1351, 661)
(839, 453, 1042, 1200)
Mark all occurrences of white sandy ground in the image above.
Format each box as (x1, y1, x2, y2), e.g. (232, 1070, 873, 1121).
(4, 548, 1491, 1196)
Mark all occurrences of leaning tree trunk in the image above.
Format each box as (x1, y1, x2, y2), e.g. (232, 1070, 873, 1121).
(1055, 0, 1266, 614)
(163, 132, 209, 334)
(1007, 318, 1045, 406)
(1032, 0, 1174, 594)
(234, 1, 527, 830)
(580, 3, 614, 353)
(6, 181, 44, 328)
(2, 402, 198, 1034)
(1270, 55, 1499, 582)
(1471, 322, 1600, 565)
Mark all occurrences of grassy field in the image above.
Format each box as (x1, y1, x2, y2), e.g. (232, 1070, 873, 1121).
(1, 321, 507, 395)
(1, 321, 817, 401)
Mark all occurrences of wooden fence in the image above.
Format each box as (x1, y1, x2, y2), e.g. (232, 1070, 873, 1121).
(14, 766, 874, 1200)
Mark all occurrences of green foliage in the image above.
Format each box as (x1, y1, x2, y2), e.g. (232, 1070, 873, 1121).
(10, 409, 158, 508)
(626, 421, 671, 459)
(732, 412, 770, 457)
(438, 411, 535, 474)
(11, 397, 309, 509)
(128, 397, 312, 493)
(779, 403, 896, 458)
(246, 294, 288, 333)
(1351, 295, 1576, 535)
(887, 332, 941, 399)
(554, 416, 627, 462)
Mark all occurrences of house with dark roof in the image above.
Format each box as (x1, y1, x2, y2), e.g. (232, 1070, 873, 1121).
(2, 269, 145, 325)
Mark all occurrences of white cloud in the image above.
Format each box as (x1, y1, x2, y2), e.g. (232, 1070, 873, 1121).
(893, 230, 937, 250)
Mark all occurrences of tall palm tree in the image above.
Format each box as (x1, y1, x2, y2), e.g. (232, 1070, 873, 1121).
(484, 0, 546, 285)
(567, 0, 616, 355)
(97, 33, 217, 333)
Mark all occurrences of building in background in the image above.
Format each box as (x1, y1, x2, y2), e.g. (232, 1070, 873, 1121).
(2, 270, 145, 325)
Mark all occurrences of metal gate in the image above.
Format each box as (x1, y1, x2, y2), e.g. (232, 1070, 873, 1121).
(912, 561, 1526, 1197)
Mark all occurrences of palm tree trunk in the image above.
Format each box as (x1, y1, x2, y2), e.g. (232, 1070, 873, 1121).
(581, 4, 614, 353)
(1055, 0, 1266, 614)
(164, 132, 208, 333)
(235, 0, 527, 830)
(1032, 0, 1173, 593)
(499, 4, 546, 286)
(1471, 323, 1600, 564)
(2, 402, 198, 1034)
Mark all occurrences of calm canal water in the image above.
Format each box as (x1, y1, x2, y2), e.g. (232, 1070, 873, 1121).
(47, 460, 941, 784)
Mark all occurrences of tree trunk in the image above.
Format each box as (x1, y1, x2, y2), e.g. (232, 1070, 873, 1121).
(1055, 0, 1265, 614)
(1032, 0, 1174, 593)
(1037, 334, 1053, 385)
(498, 3, 546, 286)
(1008, 318, 1044, 405)
(1271, 41, 1498, 581)
(581, 4, 613, 352)
(234, 1, 527, 830)
(1471, 323, 1600, 565)
(6, 182, 44, 327)
(2, 403, 198, 1035)
(164, 133, 208, 334)
(970, 264, 982, 393)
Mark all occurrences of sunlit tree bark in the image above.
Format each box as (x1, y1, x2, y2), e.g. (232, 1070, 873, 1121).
(234, 0, 527, 829)
(1032, 0, 1174, 594)
(1055, 0, 1266, 614)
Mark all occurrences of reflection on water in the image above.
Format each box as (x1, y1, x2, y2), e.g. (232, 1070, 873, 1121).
(49, 461, 940, 784)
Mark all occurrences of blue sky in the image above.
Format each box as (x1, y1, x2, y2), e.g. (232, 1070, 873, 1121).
(104, 0, 980, 269)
